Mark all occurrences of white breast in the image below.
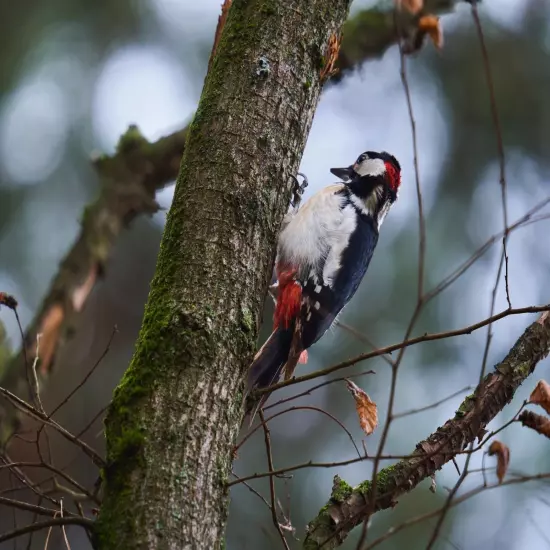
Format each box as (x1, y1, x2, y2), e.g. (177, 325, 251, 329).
(277, 184, 355, 284)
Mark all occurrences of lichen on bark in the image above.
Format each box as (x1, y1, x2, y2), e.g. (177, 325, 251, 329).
(95, 0, 352, 548)
(304, 313, 550, 549)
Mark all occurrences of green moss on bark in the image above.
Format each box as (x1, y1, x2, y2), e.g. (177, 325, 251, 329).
(95, 0, 353, 548)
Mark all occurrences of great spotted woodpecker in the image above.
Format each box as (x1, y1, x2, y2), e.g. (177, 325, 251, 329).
(245, 150, 401, 416)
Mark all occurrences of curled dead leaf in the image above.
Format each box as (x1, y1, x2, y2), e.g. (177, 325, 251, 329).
(518, 410, 550, 440)
(72, 265, 98, 312)
(345, 379, 378, 436)
(320, 33, 341, 82)
(488, 441, 510, 484)
(418, 15, 443, 50)
(34, 304, 64, 375)
(529, 380, 550, 415)
(0, 293, 18, 310)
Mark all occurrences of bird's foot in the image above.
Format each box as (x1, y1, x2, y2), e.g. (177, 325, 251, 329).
(290, 172, 309, 208)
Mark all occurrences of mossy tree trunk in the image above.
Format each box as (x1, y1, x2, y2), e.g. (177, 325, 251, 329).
(95, 0, 352, 548)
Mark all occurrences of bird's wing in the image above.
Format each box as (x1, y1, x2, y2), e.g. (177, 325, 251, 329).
(299, 203, 379, 349)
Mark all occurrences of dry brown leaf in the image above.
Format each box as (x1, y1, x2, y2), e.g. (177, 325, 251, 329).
(320, 33, 341, 82)
(518, 410, 550, 440)
(345, 379, 378, 436)
(72, 265, 98, 312)
(488, 440, 510, 484)
(0, 292, 18, 310)
(529, 380, 550, 415)
(418, 15, 443, 50)
(34, 304, 64, 375)
(401, 0, 424, 15)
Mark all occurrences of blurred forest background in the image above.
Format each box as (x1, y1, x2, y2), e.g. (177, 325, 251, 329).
(1, 0, 550, 548)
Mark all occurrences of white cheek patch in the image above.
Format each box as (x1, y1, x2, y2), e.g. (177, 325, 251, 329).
(356, 158, 385, 177)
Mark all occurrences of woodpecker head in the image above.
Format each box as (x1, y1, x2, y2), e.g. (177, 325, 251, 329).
(330, 151, 401, 201)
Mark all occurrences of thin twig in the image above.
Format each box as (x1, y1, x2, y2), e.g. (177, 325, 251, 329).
(12, 306, 32, 404)
(425, 443, 473, 549)
(259, 410, 291, 550)
(365, 471, 550, 549)
(0, 386, 105, 466)
(25, 495, 44, 550)
(0, 495, 71, 518)
(236, 405, 362, 458)
(424, 196, 550, 302)
(393, 385, 474, 419)
(230, 472, 272, 509)
(259, 304, 550, 395)
(1, 454, 60, 507)
(263, 370, 375, 411)
(334, 320, 394, 367)
(60, 500, 72, 550)
(358, 26, 428, 544)
(75, 404, 109, 439)
(0, 461, 99, 504)
(30, 333, 44, 412)
(471, 0, 510, 308)
(49, 326, 117, 417)
(0, 517, 94, 545)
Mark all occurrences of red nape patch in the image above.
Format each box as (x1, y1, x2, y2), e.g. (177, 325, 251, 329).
(274, 270, 302, 330)
(298, 350, 308, 364)
(384, 161, 401, 191)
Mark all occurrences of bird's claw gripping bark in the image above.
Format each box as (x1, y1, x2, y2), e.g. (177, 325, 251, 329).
(290, 172, 309, 208)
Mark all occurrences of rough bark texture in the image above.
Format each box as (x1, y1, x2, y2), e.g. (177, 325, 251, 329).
(304, 312, 550, 549)
(95, 1, 352, 549)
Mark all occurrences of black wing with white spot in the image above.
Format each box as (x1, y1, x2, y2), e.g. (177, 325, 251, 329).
(299, 199, 379, 349)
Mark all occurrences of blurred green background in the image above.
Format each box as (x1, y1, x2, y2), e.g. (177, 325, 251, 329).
(0, 0, 549, 548)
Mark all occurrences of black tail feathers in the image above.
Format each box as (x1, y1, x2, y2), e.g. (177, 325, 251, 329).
(243, 328, 293, 421)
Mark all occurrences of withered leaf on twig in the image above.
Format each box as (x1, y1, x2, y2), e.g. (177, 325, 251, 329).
(35, 304, 64, 376)
(528, 380, 550, 415)
(72, 265, 98, 312)
(320, 33, 341, 82)
(518, 410, 550, 440)
(0, 292, 18, 310)
(488, 441, 510, 484)
(418, 15, 443, 50)
(345, 379, 378, 436)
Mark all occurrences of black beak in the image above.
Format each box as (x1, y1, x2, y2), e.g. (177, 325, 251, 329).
(330, 165, 355, 182)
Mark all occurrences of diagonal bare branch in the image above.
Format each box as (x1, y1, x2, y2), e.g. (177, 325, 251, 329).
(303, 311, 550, 549)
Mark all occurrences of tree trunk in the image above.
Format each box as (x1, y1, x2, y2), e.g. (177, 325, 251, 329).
(94, 1, 352, 548)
